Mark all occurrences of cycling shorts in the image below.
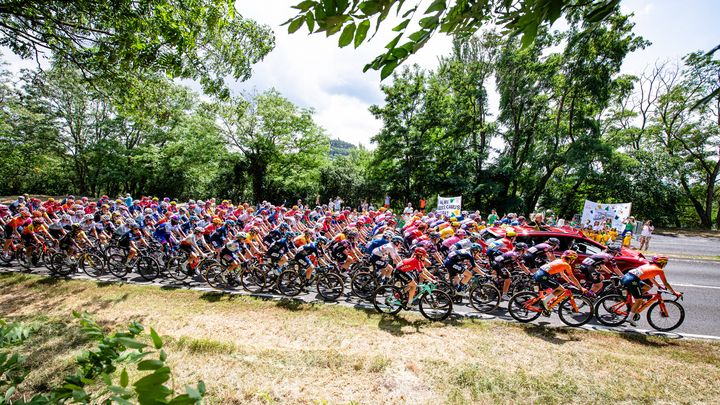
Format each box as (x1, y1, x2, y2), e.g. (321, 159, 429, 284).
(579, 264, 603, 284)
(533, 269, 559, 290)
(443, 259, 465, 278)
(395, 269, 418, 284)
(621, 273, 650, 299)
(369, 254, 388, 269)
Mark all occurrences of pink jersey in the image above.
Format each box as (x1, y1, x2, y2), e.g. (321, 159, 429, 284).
(442, 236, 461, 248)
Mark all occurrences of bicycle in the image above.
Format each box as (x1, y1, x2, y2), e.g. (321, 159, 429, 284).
(275, 260, 344, 301)
(372, 281, 453, 321)
(594, 289, 685, 331)
(507, 286, 594, 326)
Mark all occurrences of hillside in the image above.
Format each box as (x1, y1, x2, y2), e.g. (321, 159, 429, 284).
(329, 138, 356, 158)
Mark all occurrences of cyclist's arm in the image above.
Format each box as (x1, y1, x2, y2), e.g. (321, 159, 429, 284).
(657, 273, 680, 296)
(561, 270, 585, 291)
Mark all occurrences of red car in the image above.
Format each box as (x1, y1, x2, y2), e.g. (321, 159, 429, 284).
(481, 225, 648, 273)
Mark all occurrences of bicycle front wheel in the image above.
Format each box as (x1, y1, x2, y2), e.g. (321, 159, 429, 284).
(419, 290, 453, 321)
(594, 294, 629, 327)
(468, 283, 500, 313)
(107, 254, 129, 278)
(205, 264, 228, 290)
(558, 295, 594, 327)
(80, 253, 105, 278)
(372, 285, 403, 315)
(647, 300, 685, 332)
(317, 273, 344, 301)
(507, 291, 542, 322)
(241, 266, 267, 293)
(276, 270, 303, 296)
(350, 271, 376, 300)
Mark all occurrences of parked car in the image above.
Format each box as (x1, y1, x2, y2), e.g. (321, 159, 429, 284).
(481, 225, 648, 273)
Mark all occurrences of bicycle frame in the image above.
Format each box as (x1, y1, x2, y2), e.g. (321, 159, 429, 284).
(608, 290, 667, 317)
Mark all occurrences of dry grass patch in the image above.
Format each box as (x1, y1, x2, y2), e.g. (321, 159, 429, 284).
(1, 272, 719, 404)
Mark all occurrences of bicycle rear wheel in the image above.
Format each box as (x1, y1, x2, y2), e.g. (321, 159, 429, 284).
(350, 271, 376, 300)
(372, 285, 403, 315)
(468, 283, 500, 313)
(50, 253, 73, 276)
(507, 291, 543, 322)
(419, 290, 453, 321)
(166, 255, 189, 281)
(317, 273, 344, 301)
(107, 254, 129, 278)
(276, 270, 303, 296)
(593, 295, 629, 327)
(136, 256, 161, 281)
(241, 266, 267, 293)
(558, 296, 594, 326)
(205, 264, 228, 290)
(647, 300, 685, 332)
(80, 253, 105, 278)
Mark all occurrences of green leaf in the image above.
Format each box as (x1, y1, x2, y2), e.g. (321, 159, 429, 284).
(338, 23, 356, 47)
(584, 0, 620, 23)
(425, 0, 446, 14)
(120, 368, 128, 387)
(354, 20, 371, 48)
(159, 349, 167, 362)
(385, 33, 402, 50)
(293, 0, 316, 12)
(521, 22, 538, 48)
(198, 380, 206, 395)
(359, 0, 380, 15)
(149, 327, 163, 349)
(115, 337, 148, 350)
(111, 396, 135, 405)
(418, 15, 439, 29)
(288, 16, 306, 33)
(392, 19, 410, 32)
(133, 367, 171, 389)
(380, 60, 398, 80)
(306, 12, 315, 32)
(138, 359, 165, 371)
(185, 385, 201, 399)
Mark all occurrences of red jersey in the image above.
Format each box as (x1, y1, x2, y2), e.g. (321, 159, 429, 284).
(396, 257, 423, 273)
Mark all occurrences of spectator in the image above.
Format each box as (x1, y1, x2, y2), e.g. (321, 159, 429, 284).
(557, 217, 565, 227)
(528, 213, 546, 230)
(487, 209, 498, 225)
(419, 197, 426, 212)
(333, 196, 343, 211)
(639, 220, 654, 250)
(403, 202, 413, 215)
(622, 216, 636, 237)
(384, 195, 390, 208)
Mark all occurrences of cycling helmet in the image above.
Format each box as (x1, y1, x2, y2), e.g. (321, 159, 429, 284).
(236, 232, 248, 240)
(547, 238, 560, 247)
(505, 230, 517, 237)
(250, 226, 260, 234)
(514, 242, 528, 251)
(651, 254, 668, 268)
(316, 236, 328, 245)
(212, 217, 222, 225)
(32, 217, 44, 224)
(279, 223, 290, 230)
(189, 215, 198, 221)
(130, 223, 141, 229)
(392, 235, 404, 244)
(347, 230, 358, 239)
(20, 211, 30, 217)
(62, 214, 72, 221)
(383, 231, 394, 239)
(225, 220, 236, 227)
(71, 224, 81, 231)
(561, 250, 578, 261)
(101, 214, 111, 221)
(456, 229, 466, 237)
(83, 214, 93, 221)
(144, 208, 153, 214)
(194, 226, 205, 233)
(413, 247, 428, 258)
(429, 232, 441, 240)
(606, 244, 621, 255)
(470, 243, 483, 252)
(469, 232, 481, 242)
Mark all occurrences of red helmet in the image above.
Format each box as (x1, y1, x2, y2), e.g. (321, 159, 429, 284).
(413, 247, 428, 258)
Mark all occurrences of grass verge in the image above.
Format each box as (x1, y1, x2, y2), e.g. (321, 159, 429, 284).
(1, 272, 718, 404)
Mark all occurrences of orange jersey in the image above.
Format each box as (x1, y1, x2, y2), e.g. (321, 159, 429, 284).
(631, 264, 665, 280)
(541, 259, 572, 276)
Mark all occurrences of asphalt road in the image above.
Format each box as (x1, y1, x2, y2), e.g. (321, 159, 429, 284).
(642, 234, 720, 257)
(2, 255, 718, 339)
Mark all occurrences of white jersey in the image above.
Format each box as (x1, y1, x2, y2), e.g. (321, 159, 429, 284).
(371, 243, 401, 263)
(450, 238, 473, 252)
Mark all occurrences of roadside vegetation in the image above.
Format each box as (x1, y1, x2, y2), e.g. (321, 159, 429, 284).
(1, 273, 718, 404)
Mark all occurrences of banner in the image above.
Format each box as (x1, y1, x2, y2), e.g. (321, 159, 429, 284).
(437, 196, 462, 217)
(580, 200, 632, 231)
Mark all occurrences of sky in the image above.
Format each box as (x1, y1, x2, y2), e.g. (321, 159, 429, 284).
(2, 1, 718, 148)
(230, 0, 720, 147)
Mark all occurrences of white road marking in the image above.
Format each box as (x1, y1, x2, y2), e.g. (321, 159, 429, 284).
(674, 283, 720, 290)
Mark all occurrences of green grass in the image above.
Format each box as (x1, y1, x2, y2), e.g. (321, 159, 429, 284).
(1, 272, 719, 404)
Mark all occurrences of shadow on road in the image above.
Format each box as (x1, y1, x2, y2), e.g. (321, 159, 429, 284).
(521, 323, 582, 345)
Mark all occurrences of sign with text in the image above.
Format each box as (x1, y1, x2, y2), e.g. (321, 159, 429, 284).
(437, 196, 462, 217)
(581, 200, 632, 231)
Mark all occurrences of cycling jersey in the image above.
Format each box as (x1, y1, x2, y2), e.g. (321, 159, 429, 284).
(533, 259, 572, 289)
(451, 238, 473, 251)
(579, 252, 616, 283)
(443, 249, 476, 277)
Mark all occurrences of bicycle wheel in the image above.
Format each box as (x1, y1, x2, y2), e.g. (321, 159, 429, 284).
(469, 283, 501, 313)
(205, 264, 228, 290)
(350, 271, 376, 300)
(558, 295, 594, 327)
(166, 255, 189, 281)
(317, 273, 344, 301)
(241, 266, 266, 292)
(594, 294, 629, 327)
(0, 249, 14, 265)
(419, 290, 453, 321)
(107, 254, 129, 278)
(136, 256, 161, 281)
(80, 253, 105, 278)
(372, 285, 404, 315)
(276, 270, 303, 296)
(50, 253, 72, 276)
(507, 291, 543, 322)
(647, 300, 685, 332)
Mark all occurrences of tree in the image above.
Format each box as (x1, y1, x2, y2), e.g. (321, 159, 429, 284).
(284, 0, 622, 78)
(0, 0, 275, 97)
(217, 89, 330, 203)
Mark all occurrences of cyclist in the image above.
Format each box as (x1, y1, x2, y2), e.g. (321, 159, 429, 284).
(533, 250, 585, 316)
(180, 226, 210, 270)
(370, 235, 403, 282)
(485, 230, 517, 261)
(394, 247, 434, 309)
(59, 223, 92, 256)
(444, 243, 486, 295)
(21, 217, 55, 263)
(522, 237, 560, 269)
(578, 245, 624, 295)
(492, 242, 531, 300)
(294, 236, 329, 281)
(118, 223, 148, 265)
(621, 255, 682, 326)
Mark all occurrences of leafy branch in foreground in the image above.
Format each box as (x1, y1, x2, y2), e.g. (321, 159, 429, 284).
(0, 313, 206, 404)
(284, 0, 621, 78)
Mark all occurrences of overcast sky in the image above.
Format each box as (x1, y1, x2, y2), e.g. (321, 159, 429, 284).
(2, 1, 718, 147)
